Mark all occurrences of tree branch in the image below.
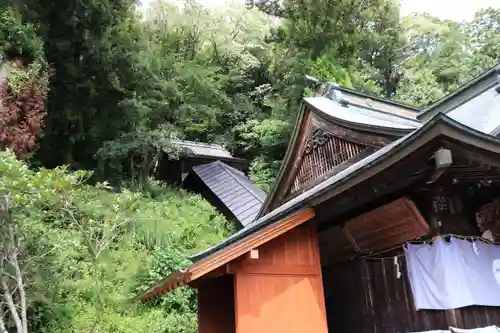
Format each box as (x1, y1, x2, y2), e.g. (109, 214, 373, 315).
(9, 250, 27, 333)
(0, 305, 8, 333)
(1, 277, 22, 333)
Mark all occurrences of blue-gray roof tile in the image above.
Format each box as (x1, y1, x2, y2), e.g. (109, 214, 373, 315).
(191, 161, 266, 226)
(447, 85, 500, 135)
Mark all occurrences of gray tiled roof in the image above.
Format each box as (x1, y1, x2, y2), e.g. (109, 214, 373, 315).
(192, 161, 266, 226)
(304, 96, 421, 131)
(170, 140, 233, 158)
(447, 85, 500, 135)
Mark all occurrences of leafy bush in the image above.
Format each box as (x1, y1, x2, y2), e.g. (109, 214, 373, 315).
(0, 151, 232, 333)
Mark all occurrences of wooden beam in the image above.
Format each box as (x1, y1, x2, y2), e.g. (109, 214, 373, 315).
(228, 262, 319, 276)
(426, 168, 446, 184)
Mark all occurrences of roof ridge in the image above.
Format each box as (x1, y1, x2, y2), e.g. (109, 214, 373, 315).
(216, 161, 266, 203)
(323, 82, 421, 112)
(170, 139, 230, 150)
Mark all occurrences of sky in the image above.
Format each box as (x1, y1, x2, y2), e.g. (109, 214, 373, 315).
(140, 0, 500, 21)
(400, 0, 500, 21)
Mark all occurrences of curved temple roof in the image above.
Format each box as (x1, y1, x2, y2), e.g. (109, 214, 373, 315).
(188, 114, 500, 262)
(304, 96, 420, 132)
(447, 85, 500, 135)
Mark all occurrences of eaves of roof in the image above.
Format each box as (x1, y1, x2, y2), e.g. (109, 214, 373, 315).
(255, 103, 309, 219)
(137, 208, 314, 301)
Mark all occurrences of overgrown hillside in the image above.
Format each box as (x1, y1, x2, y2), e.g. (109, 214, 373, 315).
(0, 151, 232, 332)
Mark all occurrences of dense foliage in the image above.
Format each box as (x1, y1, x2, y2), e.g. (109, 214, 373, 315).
(0, 150, 232, 332)
(0, 0, 499, 331)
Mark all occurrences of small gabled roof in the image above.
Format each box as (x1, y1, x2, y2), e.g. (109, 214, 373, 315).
(257, 95, 417, 218)
(169, 140, 234, 159)
(190, 161, 266, 226)
(138, 113, 500, 302)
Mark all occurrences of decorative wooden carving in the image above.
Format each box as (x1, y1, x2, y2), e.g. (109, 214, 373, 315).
(311, 114, 394, 148)
(288, 126, 369, 195)
(304, 128, 333, 154)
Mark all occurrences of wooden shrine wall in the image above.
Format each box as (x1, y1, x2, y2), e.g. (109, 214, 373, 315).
(230, 222, 328, 333)
(323, 256, 500, 333)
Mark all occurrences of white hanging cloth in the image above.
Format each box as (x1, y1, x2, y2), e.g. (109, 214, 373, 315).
(405, 236, 500, 310)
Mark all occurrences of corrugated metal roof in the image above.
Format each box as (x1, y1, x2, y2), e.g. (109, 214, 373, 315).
(192, 161, 266, 226)
(170, 140, 233, 158)
(304, 96, 421, 131)
(448, 85, 500, 135)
